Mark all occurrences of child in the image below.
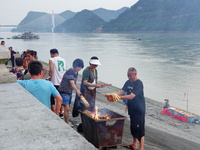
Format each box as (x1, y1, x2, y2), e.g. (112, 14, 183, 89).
(10, 57, 26, 80)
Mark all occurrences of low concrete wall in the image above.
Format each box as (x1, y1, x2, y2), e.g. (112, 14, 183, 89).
(146, 126, 200, 150)
(0, 82, 97, 150)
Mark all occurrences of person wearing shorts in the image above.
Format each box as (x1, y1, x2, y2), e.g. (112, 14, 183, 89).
(61, 93, 72, 106)
(58, 59, 84, 124)
(49, 49, 66, 117)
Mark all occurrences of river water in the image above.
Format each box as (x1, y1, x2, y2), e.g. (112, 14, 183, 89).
(1, 31, 200, 115)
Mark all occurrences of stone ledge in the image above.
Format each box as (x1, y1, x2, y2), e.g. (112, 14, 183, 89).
(0, 74, 16, 83)
(0, 82, 97, 150)
(0, 51, 9, 61)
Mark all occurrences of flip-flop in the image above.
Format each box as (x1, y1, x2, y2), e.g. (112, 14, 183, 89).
(123, 145, 136, 150)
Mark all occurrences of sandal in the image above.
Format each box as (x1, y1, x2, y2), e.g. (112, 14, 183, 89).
(123, 145, 137, 150)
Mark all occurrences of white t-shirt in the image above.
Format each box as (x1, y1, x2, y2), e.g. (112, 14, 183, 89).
(0, 45, 7, 51)
(49, 56, 66, 86)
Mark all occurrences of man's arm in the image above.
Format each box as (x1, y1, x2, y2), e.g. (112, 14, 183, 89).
(83, 79, 101, 88)
(49, 60, 54, 81)
(53, 94, 62, 115)
(117, 90, 135, 100)
(41, 65, 47, 79)
(120, 93, 135, 100)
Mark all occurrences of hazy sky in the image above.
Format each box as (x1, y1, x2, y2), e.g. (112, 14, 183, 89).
(1, 0, 138, 25)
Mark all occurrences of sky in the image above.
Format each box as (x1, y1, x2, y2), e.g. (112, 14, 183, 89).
(1, 0, 138, 25)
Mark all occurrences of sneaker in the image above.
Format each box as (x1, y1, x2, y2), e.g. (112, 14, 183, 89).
(59, 113, 64, 119)
(77, 123, 83, 133)
(68, 122, 74, 128)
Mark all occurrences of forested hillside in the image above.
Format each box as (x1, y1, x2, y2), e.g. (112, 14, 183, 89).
(92, 7, 128, 22)
(103, 0, 200, 32)
(55, 9, 105, 33)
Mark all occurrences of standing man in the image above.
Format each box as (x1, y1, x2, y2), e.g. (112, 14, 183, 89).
(8, 47, 16, 68)
(49, 49, 66, 117)
(18, 61, 62, 115)
(106, 67, 146, 150)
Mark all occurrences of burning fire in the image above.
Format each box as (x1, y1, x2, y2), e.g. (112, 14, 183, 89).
(84, 106, 110, 120)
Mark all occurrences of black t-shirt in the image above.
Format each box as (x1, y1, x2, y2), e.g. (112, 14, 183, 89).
(122, 79, 146, 116)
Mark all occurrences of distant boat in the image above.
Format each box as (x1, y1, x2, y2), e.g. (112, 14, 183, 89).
(12, 31, 39, 39)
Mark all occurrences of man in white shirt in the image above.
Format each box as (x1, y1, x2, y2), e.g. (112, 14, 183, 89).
(0, 41, 7, 51)
(49, 49, 66, 117)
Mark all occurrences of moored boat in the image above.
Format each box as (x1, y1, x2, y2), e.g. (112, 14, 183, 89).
(12, 31, 39, 39)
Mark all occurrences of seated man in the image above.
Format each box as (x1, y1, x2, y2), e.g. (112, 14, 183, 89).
(163, 99, 170, 109)
(18, 61, 62, 114)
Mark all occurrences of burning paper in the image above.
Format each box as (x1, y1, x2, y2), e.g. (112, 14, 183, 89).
(83, 106, 111, 120)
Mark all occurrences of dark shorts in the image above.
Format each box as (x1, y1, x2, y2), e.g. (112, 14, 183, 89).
(60, 93, 72, 105)
(130, 114, 145, 141)
(51, 85, 59, 105)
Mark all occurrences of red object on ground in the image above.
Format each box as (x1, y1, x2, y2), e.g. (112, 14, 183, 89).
(181, 117, 188, 122)
(161, 109, 166, 114)
(166, 110, 172, 116)
(173, 115, 178, 119)
(178, 116, 182, 120)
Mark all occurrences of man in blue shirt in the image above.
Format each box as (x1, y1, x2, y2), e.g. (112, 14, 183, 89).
(18, 61, 62, 115)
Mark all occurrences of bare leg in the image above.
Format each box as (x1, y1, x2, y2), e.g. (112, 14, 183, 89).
(60, 105, 64, 114)
(138, 136, 145, 150)
(63, 105, 70, 124)
(132, 138, 138, 149)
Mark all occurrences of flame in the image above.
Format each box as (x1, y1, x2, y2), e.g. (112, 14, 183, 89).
(84, 106, 111, 120)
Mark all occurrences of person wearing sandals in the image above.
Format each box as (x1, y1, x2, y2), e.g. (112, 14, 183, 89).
(117, 67, 145, 150)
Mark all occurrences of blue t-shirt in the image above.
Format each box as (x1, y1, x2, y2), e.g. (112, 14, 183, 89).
(122, 79, 145, 116)
(18, 79, 59, 109)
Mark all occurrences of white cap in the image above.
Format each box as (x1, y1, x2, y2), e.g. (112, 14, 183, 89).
(89, 59, 101, 65)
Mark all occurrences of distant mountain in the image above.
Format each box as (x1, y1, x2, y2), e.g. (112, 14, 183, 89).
(92, 7, 128, 22)
(13, 7, 128, 33)
(103, 0, 200, 32)
(59, 10, 75, 20)
(13, 11, 74, 32)
(55, 9, 105, 33)
(14, 13, 65, 32)
(18, 11, 47, 26)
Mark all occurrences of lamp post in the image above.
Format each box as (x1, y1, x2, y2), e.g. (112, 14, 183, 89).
(184, 92, 189, 112)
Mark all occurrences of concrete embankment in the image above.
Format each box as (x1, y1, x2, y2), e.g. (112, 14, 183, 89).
(0, 82, 97, 150)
